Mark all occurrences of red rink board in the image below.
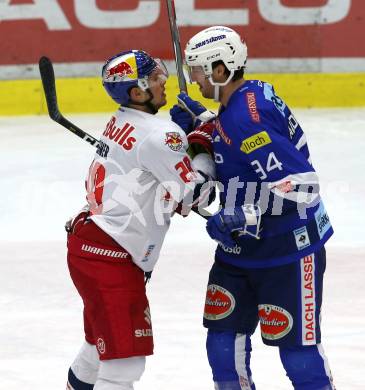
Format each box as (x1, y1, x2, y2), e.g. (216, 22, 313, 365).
(0, 0, 364, 66)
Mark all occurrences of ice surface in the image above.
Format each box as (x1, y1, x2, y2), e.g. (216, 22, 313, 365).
(0, 109, 364, 389)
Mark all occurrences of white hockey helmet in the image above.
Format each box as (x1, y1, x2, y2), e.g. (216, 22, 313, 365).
(184, 26, 247, 86)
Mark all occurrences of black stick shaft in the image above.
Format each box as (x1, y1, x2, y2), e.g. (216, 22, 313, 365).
(39, 56, 99, 147)
(166, 0, 187, 93)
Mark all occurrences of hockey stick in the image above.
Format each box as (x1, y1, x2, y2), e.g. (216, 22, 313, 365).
(39, 56, 100, 148)
(166, 0, 187, 93)
(38, 56, 211, 220)
(165, 2, 215, 220)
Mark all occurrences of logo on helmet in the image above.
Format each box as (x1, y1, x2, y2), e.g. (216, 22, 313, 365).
(106, 61, 134, 80)
(194, 34, 226, 49)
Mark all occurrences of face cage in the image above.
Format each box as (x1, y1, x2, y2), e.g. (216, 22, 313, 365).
(137, 58, 169, 90)
(184, 62, 235, 88)
(183, 63, 206, 84)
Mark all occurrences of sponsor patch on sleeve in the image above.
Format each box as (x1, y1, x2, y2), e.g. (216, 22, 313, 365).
(246, 92, 260, 123)
(240, 131, 272, 154)
(314, 202, 331, 239)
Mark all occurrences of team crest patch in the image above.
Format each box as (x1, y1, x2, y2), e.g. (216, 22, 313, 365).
(204, 284, 235, 320)
(294, 226, 310, 250)
(165, 132, 183, 151)
(258, 304, 293, 340)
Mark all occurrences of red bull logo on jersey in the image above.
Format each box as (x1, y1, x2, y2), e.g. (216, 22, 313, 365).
(204, 284, 235, 320)
(103, 116, 137, 151)
(165, 132, 183, 151)
(258, 304, 293, 340)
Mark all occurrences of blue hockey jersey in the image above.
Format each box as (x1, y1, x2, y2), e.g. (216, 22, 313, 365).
(213, 80, 333, 268)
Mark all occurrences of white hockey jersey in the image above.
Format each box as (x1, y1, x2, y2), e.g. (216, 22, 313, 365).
(85, 107, 215, 272)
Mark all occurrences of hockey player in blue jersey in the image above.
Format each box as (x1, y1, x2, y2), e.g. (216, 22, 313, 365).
(170, 26, 336, 389)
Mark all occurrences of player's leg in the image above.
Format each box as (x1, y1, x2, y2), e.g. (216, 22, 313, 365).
(67, 218, 153, 389)
(279, 344, 335, 390)
(207, 330, 255, 390)
(94, 356, 145, 390)
(203, 260, 258, 390)
(255, 247, 335, 389)
(67, 231, 100, 389)
(67, 341, 99, 389)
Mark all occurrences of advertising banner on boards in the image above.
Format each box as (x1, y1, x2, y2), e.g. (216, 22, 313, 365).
(0, 0, 364, 78)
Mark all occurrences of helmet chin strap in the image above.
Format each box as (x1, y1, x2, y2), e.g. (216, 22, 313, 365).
(209, 70, 235, 103)
(214, 85, 220, 102)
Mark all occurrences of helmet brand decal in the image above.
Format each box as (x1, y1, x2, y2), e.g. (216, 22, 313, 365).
(194, 34, 226, 49)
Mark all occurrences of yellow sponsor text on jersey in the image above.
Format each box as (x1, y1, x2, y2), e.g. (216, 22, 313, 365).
(240, 131, 272, 154)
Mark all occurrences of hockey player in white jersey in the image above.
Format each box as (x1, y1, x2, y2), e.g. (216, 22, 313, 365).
(66, 49, 215, 390)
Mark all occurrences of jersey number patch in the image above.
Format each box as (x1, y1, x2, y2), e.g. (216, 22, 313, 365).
(175, 156, 195, 183)
(251, 152, 283, 180)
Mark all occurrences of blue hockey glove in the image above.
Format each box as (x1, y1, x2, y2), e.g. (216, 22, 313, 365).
(170, 104, 194, 134)
(177, 92, 216, 128)
(206, 205, 262, 247)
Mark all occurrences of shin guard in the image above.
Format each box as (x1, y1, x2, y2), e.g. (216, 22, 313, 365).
(207, 330, 255, 390)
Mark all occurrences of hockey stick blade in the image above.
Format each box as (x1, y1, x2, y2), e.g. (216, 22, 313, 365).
(39, 56, 61, 122)
(38, 56, 99, 147)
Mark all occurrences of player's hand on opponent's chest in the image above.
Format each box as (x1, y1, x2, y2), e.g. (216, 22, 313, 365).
(170, 92, 215, 134)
